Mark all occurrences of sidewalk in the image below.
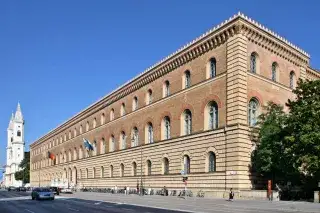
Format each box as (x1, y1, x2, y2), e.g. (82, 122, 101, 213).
(63, 192, 320, 213)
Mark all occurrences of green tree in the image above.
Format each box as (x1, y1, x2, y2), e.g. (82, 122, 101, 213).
(286, 79, 320, 180)
(251, 102, 295, 182)
(15, 152, 30, 184)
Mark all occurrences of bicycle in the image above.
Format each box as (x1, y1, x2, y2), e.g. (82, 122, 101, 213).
(196, 190, 205, 198)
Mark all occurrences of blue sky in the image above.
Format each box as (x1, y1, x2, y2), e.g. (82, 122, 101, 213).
(0, 0, 319, 179)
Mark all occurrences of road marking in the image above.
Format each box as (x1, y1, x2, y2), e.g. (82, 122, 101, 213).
(25, 209, 35, 213)
(0, 196, 30, 201)
(68, 207, 79, 211)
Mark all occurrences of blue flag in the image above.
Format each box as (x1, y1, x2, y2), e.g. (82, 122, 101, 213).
(83, 138, 93, 151)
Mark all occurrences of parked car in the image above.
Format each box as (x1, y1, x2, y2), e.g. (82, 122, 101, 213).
(49, 187, 60, 195)
(8, 186, 17, 191)
(31, 188, 55, 200)
(61, 188, 73, 194)
(17, 187, 27, 192)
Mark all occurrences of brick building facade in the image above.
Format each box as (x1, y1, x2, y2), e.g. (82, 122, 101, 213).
(29, 13, 320, 197)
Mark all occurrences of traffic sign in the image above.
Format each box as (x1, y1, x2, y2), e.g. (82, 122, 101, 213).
(180, 170, 184, 175)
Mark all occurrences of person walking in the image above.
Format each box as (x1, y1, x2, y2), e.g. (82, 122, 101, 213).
(228, 188, 234, 201)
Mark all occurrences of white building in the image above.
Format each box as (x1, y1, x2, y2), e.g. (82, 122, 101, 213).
(4, 103, 25, 187)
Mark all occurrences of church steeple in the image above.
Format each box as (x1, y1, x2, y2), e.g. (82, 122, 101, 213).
(8, 113, 14, 129)
(14, 102, 23, 122)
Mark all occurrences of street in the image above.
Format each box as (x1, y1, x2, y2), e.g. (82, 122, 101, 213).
(0, 191, 185, 213)
(0, 190, 320, 213)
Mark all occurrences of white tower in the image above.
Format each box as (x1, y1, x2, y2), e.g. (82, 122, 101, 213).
(4, 103, 25, 187)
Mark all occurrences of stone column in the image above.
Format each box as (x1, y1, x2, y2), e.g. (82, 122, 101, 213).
(225, 31, 252, 191)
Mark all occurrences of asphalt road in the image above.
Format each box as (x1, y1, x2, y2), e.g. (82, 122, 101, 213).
(0, 191, 186, 213)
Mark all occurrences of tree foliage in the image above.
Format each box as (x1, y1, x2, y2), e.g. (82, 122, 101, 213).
(252, 80, 320, 188)
(15, 152, 30, 184)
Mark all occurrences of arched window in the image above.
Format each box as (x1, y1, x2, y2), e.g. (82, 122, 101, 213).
(146, 122, 154, 144)
(17, 130, 21, 137)
(290, 71, 296, 89)
(93, 118, 97, 128)
(183, 109, 192, 135)
(163, 157, 169, 175)
(68, 150, 72, 162)
(250, 53, 258, 74)
(85, 168, 88, 179)
(101, 166, 104, 178)
(69, 131, 72, 139)
(146, 89, 153, 105)
(162, 116, 171, 140)
(120, 163, 124, 177)
(132, 162, 137, 176)
(184, 70, 191, 89)
(209, 58, 216, 78)
(110, 108, 115, 121)
(86, 121, 89, 132)
(208, 152, 216, 172)
(80, 125, 83, 134)
(121, 103, 126, 116)
(248, 98, 259, 126)
(101, 113, 105, 125)
(110, 165, 113, 177)
(100, 138, 106, 154)
(120, 131, 126, 149)
(133, 96, 138, 111)
(206, 102, 218, 130)
(163, 80, 170, 97)
(271, 62, 278, 82)
(146, 160, 152, 176)
(64, 133, 67, 141)
(109, 135, 115, 152)
(183, 155, 190, 174)
(131, 127, 139, 147)
(74, 128, 77, 137)
(79, 146, 83, 159)
(73, 148, 77, 160)
(93, 167, 96, 178)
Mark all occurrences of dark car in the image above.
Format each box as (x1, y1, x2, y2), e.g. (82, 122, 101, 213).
(31, 188, 54, 200)
(8, 186, 16, 191)
(17, 187, 27, 192)
(49, 187, 60, 195)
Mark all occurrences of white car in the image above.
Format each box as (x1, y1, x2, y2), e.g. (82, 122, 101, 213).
(61, 188, 73, 194)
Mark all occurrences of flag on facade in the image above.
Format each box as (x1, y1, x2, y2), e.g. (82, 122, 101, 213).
(48, 151, 55, 160)
(83, 138, 93, 151)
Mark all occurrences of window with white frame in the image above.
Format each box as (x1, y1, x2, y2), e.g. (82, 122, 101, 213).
(208, 152, 216, 172)
(120, 131, 126, 149)
(131, 127, 139, 147)
(248, 98, 259, 126)
(120, 103, 126, 116)
(209, 58, 216, 78)
(100, 138, 106, 154)
(271, 62, 278, 82)
(183, 109, 192, 135)
(163, 80, 170, 97)
(290, 71, 296, 89)
(110, 109, 115, 121)
(184, 70, 191, 89)
(93, 118, 97, 128)
(147, 122, 153, 144)
(110, 135, 115, 152)
(208, 102, 218, 130)
(163, 116, 171, 140)
(133, 96, 138, 111)
(146, 89, 153, 105)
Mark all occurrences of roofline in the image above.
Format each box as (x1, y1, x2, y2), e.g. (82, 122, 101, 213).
(30, 12, 310, 148)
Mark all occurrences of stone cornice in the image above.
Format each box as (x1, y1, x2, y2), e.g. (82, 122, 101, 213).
(30, 12, 311, 148)
(239, 21, 309, 66)
(306, 67, 320, 80)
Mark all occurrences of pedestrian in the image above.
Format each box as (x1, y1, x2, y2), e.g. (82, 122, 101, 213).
(148, 185, 151, 195)
(115, 185, 118, 194)
(228, 188, 234, 201)
(163, 186, 167, 196)
(137, 183, 139, 194)
(124, 186, 127, 195)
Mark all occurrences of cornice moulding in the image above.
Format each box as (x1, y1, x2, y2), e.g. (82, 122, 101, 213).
(30, 12, 311, 148)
